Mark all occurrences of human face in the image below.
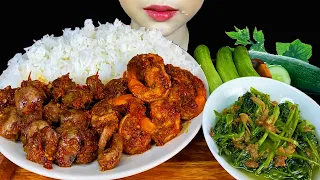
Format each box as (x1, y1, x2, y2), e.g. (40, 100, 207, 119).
(119, 0, 204, 36)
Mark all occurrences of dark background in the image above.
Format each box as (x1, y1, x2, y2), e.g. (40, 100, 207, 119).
(1, 1, 319, 103)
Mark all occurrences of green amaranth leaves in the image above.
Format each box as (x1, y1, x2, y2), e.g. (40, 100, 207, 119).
(226, 27, 312, 63)
(276, 39, 312, 63)
(226, 26, 266, 52)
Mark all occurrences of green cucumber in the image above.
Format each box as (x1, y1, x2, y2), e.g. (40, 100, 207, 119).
(194, 45, 223, 93)
(233, 46, 260, 77)
(268, 65, 291, 85)
(216, 46, 240, 82)
(249, 50, 320, 95)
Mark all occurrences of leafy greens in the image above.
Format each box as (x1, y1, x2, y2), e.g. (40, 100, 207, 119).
(211, 87, 320, 180)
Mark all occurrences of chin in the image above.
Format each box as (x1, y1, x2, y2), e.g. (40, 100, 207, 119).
(161, 30, 176, 37)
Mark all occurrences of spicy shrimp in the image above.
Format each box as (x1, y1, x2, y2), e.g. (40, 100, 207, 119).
(93, 95, 148, 170)
(111, 94, 156, 154)
(92, 94, 155, 155)
(91, 94, 148, 135)
(126, 53, 171, 102)
(90, 98, 121, 134)
(118, 114, 153, 155)
(75, 128, 99, 164)
(97, 132, 124, 171)
(110, 94, 147, 116)
(165, 64, 206, 120)
(149, 100, 181, 146)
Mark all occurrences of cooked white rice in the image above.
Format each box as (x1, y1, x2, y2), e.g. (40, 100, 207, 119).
(0, 19, 200, 89)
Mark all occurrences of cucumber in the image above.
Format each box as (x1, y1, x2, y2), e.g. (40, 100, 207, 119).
(249, 50, 320, 95)
(216, 46, 240, 82)
(194, 45, 223, 93)
(268, 65, 291, 85)
(233, 46, 260, 77)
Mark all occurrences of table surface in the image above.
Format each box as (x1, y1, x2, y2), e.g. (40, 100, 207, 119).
(0, 128, 236, 180)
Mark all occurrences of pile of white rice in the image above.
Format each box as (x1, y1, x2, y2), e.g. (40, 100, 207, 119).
(0, 19, 200, 89)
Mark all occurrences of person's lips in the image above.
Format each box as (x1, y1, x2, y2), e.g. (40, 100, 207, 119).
(143, 5, 178, 22)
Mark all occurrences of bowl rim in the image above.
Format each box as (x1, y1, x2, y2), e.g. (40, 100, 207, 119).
(202, 76, 320, 180)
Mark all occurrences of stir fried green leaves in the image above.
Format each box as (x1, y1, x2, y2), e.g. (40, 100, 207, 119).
(211, 87, 320, 180)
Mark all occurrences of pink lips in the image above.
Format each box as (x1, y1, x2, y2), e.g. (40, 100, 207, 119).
(144, 5, 178, 22)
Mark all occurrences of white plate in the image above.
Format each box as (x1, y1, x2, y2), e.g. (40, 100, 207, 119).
(0, 49, 209, 180)
(202, 77, 320, 180)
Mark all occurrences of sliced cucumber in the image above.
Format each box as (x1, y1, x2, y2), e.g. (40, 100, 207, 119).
(249, 51, 320, 95)
(268, 65, 291, 85)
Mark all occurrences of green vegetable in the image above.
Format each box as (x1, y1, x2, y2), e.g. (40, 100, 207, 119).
(233, 46, 260, 77)
(257, 105, 280, 146)
(194, 45, 223, 93)
(226, 26, 313, 63)
(278, 101, 293, 123)
(249, 51, 320, 95)
(267, 65, 291, 85)
(236, 91, 258, 116)
(296, 120, 320, 162)
(211, 87, 320, 180)
(276, 39, 312, 63)
(215, 46, 240, 82)
(226, 26, 266, 52)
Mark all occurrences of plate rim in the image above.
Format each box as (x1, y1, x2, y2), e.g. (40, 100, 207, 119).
(0, 45, 210, 180)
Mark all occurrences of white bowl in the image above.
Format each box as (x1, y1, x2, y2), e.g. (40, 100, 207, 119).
(202, 77, 320, 180)
(0, 49, 210, 180)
